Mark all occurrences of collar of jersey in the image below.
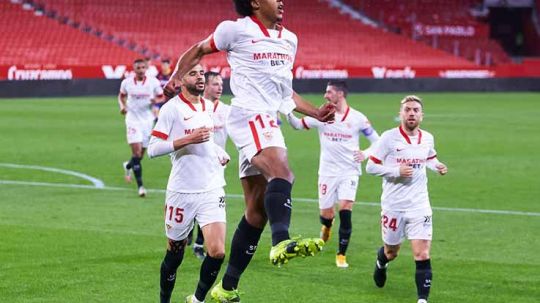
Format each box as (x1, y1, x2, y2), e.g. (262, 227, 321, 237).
(249, 15, 283, 38)
(133, 76, 146, 85)
(399, 125, 422, 144)
(179, 93, 205, 112)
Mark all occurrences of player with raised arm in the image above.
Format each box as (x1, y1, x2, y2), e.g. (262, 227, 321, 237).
(148, 64, 230, 303)
(366, 95, 448, 303)
(118, 58, 163, 197)
(189, 71, 231, 260)
(163, 0, 335, 301)
(287, 80, 379, 268)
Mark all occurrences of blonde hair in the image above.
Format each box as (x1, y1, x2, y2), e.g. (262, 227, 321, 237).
(400, 95, 423, 108)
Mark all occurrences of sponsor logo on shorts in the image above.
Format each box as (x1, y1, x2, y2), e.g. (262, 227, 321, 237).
(218, 196, 226, 208)
(263, 131, 273, 141)
(166, 224, 172, 230)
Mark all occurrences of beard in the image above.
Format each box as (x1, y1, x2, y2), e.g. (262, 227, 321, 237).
(404, 119, 419, 131)
(185, 84, 204, 96)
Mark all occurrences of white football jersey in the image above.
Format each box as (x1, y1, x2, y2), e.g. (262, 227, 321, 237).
(210, 100, 231, 149)
(302, 107, 377, 176)
(369, 126, 438, 211)
(120, 76, 163, 123)
(150, 94, 225, 193)
(211, 16, 298, 114)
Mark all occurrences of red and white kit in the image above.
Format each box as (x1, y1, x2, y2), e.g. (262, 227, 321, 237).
(292, 107, 379, 209)
(211, 15, 298, 177)
(368, 126, 441, 245)
(149, 95, 228, 241)
(120, 76, 163, 147)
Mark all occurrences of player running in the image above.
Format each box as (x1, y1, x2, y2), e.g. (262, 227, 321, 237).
(148, 64, 230, 303)
(163, 0, 335, 301)
(287, 80, 379, 268)
(189, 71, 231, 260)
(118, 58, 163, 197)
(366, 95, 448, 303)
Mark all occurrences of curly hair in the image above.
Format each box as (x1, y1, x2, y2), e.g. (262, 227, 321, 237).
(233, 0, 253, 16)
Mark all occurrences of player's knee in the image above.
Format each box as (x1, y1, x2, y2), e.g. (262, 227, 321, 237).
(266, 160, 294, 182)
(414, 251, 430, 261)
(320, 208, 334, 220)
(206, 244, 225, 259)
(167, 239, 186, 254)
(386, 250, 398, 260)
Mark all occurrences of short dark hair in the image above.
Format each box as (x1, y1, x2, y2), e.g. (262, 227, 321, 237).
(233, 0, 253, 16)
(204, 71, 221, 84)
(161, 58, 171, 64)
(133, 58, 146, 65)
(327, 80, 348, 97)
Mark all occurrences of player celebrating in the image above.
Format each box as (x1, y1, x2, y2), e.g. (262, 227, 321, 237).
(148, 64, 230, 303)
(164, 0, 335, 301)
(287, 80, 379, 268)
(118, 58, 163, 197)
(189, 71, 231, 260)
(366, 95, 447, 303)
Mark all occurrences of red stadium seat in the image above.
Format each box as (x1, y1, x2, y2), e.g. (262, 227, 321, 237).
(342, 0, 510, 65)
(4, 0, 479, 68)
(0, 1, 139, 66)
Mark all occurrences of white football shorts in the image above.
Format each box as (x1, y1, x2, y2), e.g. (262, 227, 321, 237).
(126, 119, 153, 147)
(318, 175, 359, 209)
(380, 207, 433, 245)
(164, 187, 226, 241)
(227, 106, 286, 178)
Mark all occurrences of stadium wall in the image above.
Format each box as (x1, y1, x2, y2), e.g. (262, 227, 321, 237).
(1, 78, 539, 98)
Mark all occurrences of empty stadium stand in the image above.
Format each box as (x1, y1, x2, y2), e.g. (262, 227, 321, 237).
(343, 0, 511, 65)
(8, 0, 474, 68)
(0, 0, 140, 66)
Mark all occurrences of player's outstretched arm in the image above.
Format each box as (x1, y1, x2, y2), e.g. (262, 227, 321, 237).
(286, 113, 306, 130)
(163, 36, 217, 98)
(292, 92, 335, 122)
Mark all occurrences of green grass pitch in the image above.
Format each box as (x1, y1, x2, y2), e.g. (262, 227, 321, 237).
(0, 93, 539, 302)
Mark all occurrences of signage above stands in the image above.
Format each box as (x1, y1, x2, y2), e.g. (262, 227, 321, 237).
(1, 63, 539, 80)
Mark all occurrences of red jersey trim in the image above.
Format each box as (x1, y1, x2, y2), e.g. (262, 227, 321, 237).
(341, 106, 350, 122)
(213, 100, 219, 113)
(277, 24, 283, 38)
(369, 156, 382, 164)
(399, 125, 412, 144)
(301, 118, 310, 129)
(179, 93, 205, 112)
(399, 125, 422, 144)
(152, 130, 168, 140)
(209, 34, 218, 52)
(250, 15, 271, 37)
(119, 92, 127, 97)
(427, 154, 437, 160)
(248, 121, 262, 151)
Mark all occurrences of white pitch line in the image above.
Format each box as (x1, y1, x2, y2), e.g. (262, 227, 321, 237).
(0, 163, 105, 188)
(1, 179, 539, 217)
